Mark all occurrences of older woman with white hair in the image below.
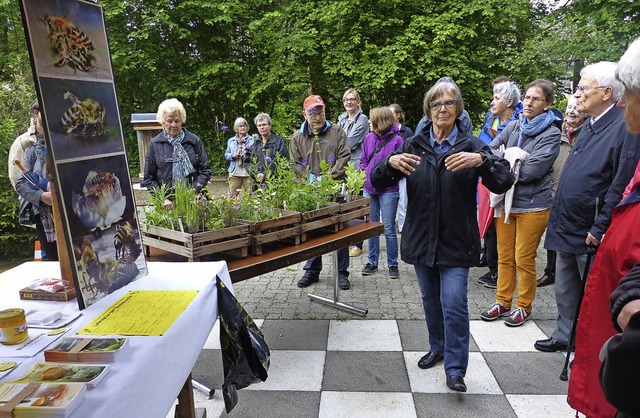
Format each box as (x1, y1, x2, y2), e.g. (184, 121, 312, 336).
(564, 36, 640, 418)
(142, 98, 212, 210)
(478, 81, 523, 145)
(224, 117, 255, 197)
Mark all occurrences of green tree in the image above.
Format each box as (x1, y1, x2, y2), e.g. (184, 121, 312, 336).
(0, 0, 38, 258)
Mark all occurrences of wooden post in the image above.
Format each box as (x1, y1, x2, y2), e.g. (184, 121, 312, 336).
(50, 184, 74, 287)
(174, 374, 206, 418)
(45, 151, 74, 288)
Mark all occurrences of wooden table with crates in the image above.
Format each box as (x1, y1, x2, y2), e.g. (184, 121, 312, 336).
(147, 219, 384, 316)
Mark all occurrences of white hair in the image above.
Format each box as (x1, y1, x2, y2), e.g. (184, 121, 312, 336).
(580, 61, 624, 101)
(616, 37, 640, 97)
(156, 98, 186, 124)
(493, 81, 521, 108)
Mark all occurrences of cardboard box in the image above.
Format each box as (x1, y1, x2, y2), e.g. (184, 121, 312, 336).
(19, 286, 77, 302)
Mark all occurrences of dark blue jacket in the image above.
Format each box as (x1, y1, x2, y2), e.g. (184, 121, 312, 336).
(370, 120, 514, 267)
(142, 128, 212, 193)
(545, 105, 640, 254)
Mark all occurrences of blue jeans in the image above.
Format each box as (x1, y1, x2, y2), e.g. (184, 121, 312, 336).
(414, 264, 470, 377)
(304, 247, 350, 277)
(364, 190, 399, 268)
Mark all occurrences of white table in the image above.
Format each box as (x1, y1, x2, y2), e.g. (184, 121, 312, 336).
(0, 261, 231, 418)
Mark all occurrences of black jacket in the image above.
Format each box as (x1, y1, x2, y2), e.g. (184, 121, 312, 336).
(545, 106, 640, 254)
(142, 128, 212, 194)
(253, 132, 289, 175)
(370, 120, 514, 267)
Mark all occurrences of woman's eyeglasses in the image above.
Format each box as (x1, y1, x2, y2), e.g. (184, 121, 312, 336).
(430, 100, 456, 111)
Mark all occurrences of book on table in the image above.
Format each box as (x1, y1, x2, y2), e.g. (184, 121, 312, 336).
(0, 382, 85, 417)
(44, 337, 127, 363)
(15, 363, 109, 389)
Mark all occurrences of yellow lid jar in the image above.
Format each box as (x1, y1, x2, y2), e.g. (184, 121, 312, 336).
(0, 308, 28, 345)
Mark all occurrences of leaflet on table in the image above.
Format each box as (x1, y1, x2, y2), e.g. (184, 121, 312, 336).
(25, 309, 81, 329)
(0, 362, 21, 380)
(77, 290, 198, 336)
(44, 337, 127, 362)
(0, 382, 85, 417)
(15, 363, 109, 388)
(0, 328, 68, 358)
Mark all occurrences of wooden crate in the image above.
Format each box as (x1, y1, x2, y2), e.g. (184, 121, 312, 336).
(299, 203, 340, 242)
(238, 210, 301, 255)
(141, 224, 250, 262)
(337, 196, 371, 229)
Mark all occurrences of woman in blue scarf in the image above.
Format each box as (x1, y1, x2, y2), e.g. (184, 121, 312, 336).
(480, 79, 561, 327)
(142, 98, 212, 210)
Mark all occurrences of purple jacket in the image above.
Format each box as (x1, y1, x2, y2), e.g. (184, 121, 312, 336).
(360, 124, 404, 194)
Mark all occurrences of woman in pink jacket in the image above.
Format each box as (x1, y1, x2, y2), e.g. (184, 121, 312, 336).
(359, 107, 404, 279)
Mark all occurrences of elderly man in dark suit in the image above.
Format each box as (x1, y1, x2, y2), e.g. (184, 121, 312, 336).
(535, 61, 640, 353)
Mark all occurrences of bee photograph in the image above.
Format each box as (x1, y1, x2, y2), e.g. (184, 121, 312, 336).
(71, 217, 147, 308)
(56, 155, 135, 237)
(20, 0, 112, 80)
(39, 77, 123, 161)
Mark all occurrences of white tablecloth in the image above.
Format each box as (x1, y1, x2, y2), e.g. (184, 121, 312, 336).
(0, 261, 231, 418)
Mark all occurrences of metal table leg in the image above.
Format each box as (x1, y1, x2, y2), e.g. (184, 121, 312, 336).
(307, 249, 368, 317)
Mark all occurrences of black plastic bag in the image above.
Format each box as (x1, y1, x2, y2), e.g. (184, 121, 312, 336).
(217, 276, 270, 413)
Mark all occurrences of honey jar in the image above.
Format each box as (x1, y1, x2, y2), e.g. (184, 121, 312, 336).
(0, 308, 28, 345)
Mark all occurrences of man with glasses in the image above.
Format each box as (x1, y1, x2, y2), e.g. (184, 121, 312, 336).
(535, 61, 640, 353)
(290, 94, 353, 289)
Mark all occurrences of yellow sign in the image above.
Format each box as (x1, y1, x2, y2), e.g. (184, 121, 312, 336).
(78, 290, 198, 336)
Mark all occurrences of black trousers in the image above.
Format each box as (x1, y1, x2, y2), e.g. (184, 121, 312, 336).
(484, 221, 498, 272)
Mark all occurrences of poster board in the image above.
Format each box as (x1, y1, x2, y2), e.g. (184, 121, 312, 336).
(19, 0, 148, 309)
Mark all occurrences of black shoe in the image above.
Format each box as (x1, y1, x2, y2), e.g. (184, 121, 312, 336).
(297, 272, 319, 288)
(338, 275, 351, 290)
(446, 375, 467, 392)
(362, 263, 378, 276)
(536, 273, 555, 287)
(534, 337, 568, 352)
(418, 352, 444, 369)
(388, 266, 399, 279)
(478, 270, 498, 289)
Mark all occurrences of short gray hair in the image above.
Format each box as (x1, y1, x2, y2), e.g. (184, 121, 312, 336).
(156, 98, 186, 124)
(254, 113, 272, 126)
(233, 117, 249, 132)
(423, 81, 463, 120)
(616, 37, 640, 97)
(581, 61, 624, 101)
(493, 81, 521, 108)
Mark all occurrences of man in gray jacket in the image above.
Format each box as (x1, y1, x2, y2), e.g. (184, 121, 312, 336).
(535, 61, 640, 352)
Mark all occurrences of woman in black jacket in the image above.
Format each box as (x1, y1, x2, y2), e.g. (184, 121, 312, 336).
(142, 98, 212, 210)
(371, 80, 513, 393)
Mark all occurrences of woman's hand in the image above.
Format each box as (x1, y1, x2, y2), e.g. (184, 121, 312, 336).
(618, 299, 640, 330)
(445, 152, 484, 172)
(388, 153, 421, 176)
(163, 199, 174, 211)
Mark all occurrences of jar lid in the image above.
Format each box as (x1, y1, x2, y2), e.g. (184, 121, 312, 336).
(0, 308, 25, 321)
